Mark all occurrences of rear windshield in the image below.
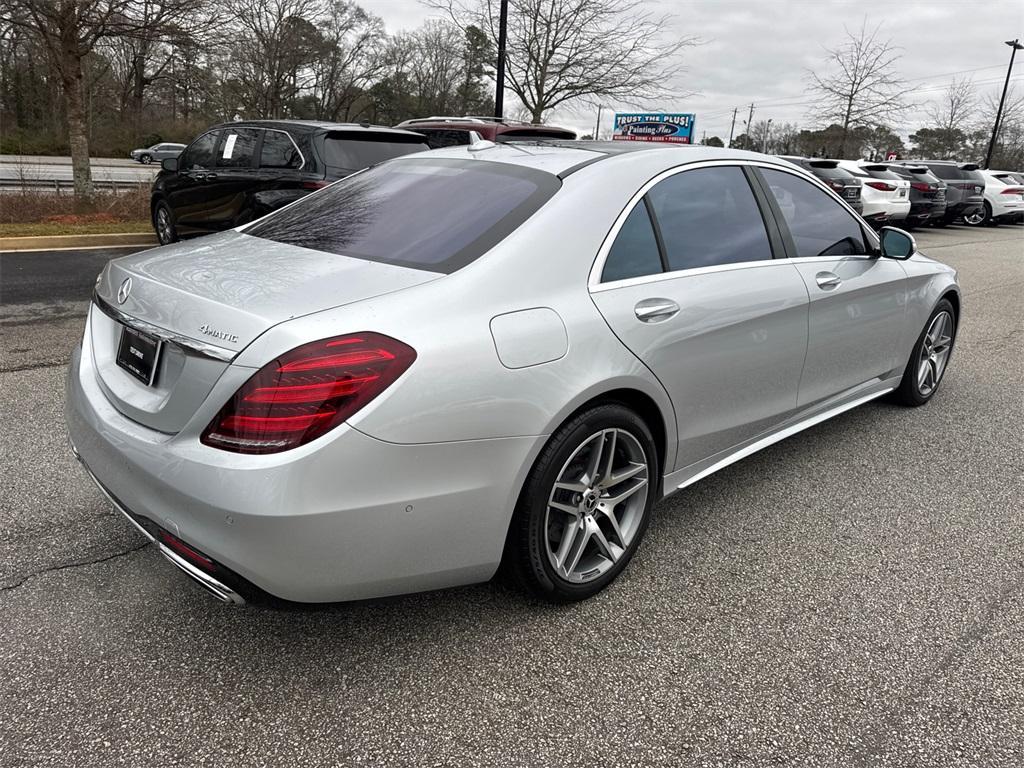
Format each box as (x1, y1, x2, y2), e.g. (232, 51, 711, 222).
(246, 158, 560, 273)
(926, 164, 972, 181)
(893, 166, 941, 184)
(320, 132, 428, 174)
(808, 165, 856, 181)
(863, 167, 902, 181)
(498, 129, 576, 141)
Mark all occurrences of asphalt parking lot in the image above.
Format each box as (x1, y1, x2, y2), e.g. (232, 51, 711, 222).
(1, 224, 1022, 767)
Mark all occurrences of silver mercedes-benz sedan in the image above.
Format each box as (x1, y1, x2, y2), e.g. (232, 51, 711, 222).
(66, 142, 960, 605)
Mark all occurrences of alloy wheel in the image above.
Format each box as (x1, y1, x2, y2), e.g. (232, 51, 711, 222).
(918, 310, 954, 396)
(156, 207, 173, 244)
(963, 209, 985, 226)
(544, 428, 649, 584)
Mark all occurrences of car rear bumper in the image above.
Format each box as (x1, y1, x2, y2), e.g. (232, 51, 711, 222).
(65, 341, 543, 603)
(991, 197, 1024, 219)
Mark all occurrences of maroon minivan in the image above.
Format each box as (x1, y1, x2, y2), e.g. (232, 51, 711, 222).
(394, 116, 576, 149)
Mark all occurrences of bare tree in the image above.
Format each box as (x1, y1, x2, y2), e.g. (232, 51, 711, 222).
(807, 22, 906, 158)
(430, 0, 698, 123)
(308, 1, 385, 121)
(927, 76, 975, 133)
(2, 0, 132, 198)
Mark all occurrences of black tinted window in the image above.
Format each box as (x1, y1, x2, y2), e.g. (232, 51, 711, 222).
(419, 129, 471, 149)
(927, 164, 972, 181)
(761, 168, 865, 257)
(247, 159, 559, 273)
(602, 202, 663, 282)
(260, 130, 302, 169)
(181, 132, 219, 170)
(321, 133, 427, 173)
(647, 166, 772, 271)
(216, 128, 259, 169)
(864, 168, 902, 181)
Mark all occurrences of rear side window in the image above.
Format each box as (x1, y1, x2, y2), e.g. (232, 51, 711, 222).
(602, 202, 663, 282)
(246, 159, 560, 273)
(646, 166, 773, 271)
(260, 130, 302, 169)
(761, 168, 865, 257)
(321, 132, 428, 174)
(216, 128, 259, 169)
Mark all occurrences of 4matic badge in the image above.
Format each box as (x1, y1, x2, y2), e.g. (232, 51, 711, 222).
(199, 323, 239, 344)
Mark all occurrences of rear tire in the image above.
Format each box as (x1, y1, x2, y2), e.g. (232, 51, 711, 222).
(505, 404, 658, 603)
(963, 203, 990, 227)
(892, 299, 956, 407)
(153, 201, 178, 245)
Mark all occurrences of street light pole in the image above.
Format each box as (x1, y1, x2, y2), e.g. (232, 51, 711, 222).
(494, 0, 509, 120)
(984, 38, 1023, 169)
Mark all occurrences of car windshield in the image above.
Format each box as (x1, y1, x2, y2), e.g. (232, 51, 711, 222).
(246, 158, 561, 273)
(320, 132, 428, 174)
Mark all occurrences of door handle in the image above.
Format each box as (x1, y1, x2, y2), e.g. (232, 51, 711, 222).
(203, 172, 218, 181)
(815, 272, 842, 290)
(634, 298, 680, 323)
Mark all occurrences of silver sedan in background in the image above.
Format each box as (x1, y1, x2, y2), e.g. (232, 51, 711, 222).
(66, 143, 960, 605)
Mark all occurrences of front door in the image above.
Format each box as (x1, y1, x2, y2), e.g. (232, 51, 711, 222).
(591, 165, 810, 471)
(756, 167, 907, 406)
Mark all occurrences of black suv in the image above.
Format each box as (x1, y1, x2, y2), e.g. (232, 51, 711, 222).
(884, 164, 947, 227)
(896, 161, 984, 226)
(778, 157, 863, 215)
(151, 120, 429, 244)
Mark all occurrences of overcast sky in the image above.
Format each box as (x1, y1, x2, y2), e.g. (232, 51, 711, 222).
(369, 0, 1023, 140)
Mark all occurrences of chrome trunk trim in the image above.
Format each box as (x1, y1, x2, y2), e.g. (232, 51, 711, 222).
(92, 292, 237, 363)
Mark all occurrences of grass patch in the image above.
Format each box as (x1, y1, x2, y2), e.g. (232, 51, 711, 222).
(0, 220, 151, 237)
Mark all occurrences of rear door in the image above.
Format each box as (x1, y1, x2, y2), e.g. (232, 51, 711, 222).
(754, 167, 907, 407)
(590, 163, 810, 471)
(205, 127, 261, 229)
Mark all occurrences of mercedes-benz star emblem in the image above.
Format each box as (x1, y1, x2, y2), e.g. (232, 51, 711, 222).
(117, 277, 133, 304)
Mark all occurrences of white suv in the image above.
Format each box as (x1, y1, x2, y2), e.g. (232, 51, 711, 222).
(964, 170, 1024, 226)
(835, 160, 911, 227)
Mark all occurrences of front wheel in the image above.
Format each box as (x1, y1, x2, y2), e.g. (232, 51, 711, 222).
(153, 201, 178, 245)
(505, 404, 658, 603)
(892, 299, 957, 407)
(140, 154, 152, 164)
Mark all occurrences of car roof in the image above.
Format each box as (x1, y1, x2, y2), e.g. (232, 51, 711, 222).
(413, 141, 794, 177)
(211, 119, 425, 139)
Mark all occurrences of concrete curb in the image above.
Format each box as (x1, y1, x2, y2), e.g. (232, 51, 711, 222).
(0, 232, 157, 252)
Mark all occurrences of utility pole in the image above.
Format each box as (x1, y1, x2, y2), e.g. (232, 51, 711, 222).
(593, 104, 603, 140)
(761, 118, 773, 153)
(985, 38, 1023, 168)
(727, 107, 738, 147)
(743, 103, 755, 148)
(494, 0, 509, 119)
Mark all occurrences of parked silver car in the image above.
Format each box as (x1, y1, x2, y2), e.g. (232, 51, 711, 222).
(66, 143, 960, 605)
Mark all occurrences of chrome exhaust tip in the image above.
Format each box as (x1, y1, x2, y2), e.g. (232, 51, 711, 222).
(158, 544, 246, 605)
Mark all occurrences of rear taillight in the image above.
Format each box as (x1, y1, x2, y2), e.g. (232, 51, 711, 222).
(1001, 187, 1024, 195)
(201, 333, 416, 454)
(865, 181, 896, 191)
(910, 182, 931, 192)
(301, 180, 330, 190)
(827, 180, 845, 191)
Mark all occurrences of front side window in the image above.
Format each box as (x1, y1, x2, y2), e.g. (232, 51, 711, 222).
(216, 128, 259, 169)
(602, 202, 663, 282)
(260, 130, 302, 169)
(246, 158, 560, 273)
(181, 132, 219, 170)
(760, 168, 866, 257)
(646, 166, 773, 271)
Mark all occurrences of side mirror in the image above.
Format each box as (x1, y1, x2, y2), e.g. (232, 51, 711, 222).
(161, 157, 179, 172)
(878, 226, 916, 260)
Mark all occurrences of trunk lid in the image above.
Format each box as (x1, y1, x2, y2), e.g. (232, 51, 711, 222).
(91, 230, 441, 432)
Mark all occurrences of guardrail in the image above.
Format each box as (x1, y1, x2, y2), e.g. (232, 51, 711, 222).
(0, 177, 151, 192)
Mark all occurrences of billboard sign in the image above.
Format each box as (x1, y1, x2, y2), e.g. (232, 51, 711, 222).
(613, 112, 696, 144)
